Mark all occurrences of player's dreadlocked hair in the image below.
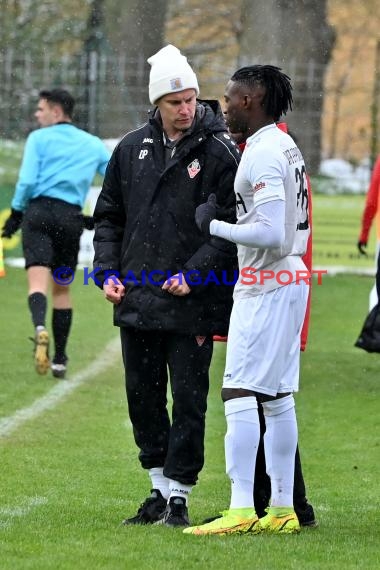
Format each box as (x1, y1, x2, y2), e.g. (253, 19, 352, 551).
(231, 65, 293, 122)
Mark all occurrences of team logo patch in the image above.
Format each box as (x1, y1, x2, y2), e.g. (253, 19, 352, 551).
(195, 336, 206, 347)
(253, 181, 266, 193)
(187, 159, 201, 179)
(170, 77, 183, 90)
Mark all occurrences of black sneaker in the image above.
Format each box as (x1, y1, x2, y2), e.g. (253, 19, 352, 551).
(122, 489, 167, 525)
(155, 496, 190, 527)
(295, 502, 318, 527)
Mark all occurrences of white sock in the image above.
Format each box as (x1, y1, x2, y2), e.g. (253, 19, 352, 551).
(168, 479, 193, 505)
(148, 467, 170, 500)
(262, 395, 298, 508)
(224, 397, 260, 509)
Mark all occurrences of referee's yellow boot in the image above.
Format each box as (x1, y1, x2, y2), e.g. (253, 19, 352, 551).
(32, 328, 50, 375)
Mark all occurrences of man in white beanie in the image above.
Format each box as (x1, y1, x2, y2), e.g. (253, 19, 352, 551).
(93, 44, 240, 527)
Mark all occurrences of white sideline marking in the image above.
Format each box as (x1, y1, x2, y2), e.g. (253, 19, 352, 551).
(0, 497, 48, 528)
(314, 265, 376, 277)
(0, 337, 121, 439)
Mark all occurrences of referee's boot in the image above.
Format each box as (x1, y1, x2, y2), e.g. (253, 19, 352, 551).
(30, 327, 50, 375)
(51, 355, 68, 379)
(122, 489, 167, 525)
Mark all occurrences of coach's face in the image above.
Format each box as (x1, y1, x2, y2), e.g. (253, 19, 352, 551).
(224, 80, 249, 134)
(157, 88, 197, 140)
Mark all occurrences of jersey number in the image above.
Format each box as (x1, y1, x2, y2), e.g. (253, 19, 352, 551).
(295, 166, 309, 231)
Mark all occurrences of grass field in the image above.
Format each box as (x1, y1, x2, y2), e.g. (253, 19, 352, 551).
(312, 194, 378, 270)
(0, 266, 379, 569)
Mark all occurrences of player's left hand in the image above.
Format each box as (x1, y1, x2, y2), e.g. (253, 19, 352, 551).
(162, 273, 191, 296)
(195, 193, 217, 239)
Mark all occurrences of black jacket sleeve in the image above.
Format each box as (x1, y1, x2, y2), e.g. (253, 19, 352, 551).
(93, 146, 126, 287)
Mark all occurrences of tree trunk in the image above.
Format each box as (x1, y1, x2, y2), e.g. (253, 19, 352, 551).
(102, 0, 169, 135)
(238, 0, 335, 174)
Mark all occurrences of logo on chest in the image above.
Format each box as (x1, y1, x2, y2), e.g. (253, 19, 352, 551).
(187, 159, 201, 179)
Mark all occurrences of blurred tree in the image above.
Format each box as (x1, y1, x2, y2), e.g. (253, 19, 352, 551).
(80, 0, 108, 132)
(103, 0, 169, 129)
(166, 0, 240, 99)
(324, 0, 380, 164)
(0, 0, 89, 56)
(0, 0, 91, 136)
(238, 0, 335, 174)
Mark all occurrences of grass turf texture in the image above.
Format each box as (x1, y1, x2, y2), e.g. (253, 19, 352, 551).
(312, 194, 378, 269)
(0, 267, 379, 569)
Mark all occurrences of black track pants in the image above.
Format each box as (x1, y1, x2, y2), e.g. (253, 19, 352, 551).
(120, 328, 213, 485)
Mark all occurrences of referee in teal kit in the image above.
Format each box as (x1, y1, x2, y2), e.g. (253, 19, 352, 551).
(1, 88, 111, 379)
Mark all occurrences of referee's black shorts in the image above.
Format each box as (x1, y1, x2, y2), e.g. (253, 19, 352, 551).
(22, 197, 83, 273)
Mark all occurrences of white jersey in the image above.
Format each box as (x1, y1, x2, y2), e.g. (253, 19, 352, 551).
(232, 124, 310, 297)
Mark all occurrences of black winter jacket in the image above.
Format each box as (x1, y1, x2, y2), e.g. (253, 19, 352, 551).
(93, 100, 240, 335)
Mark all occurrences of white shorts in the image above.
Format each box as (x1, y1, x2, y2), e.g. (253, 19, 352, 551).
(223, 281, 309, 396)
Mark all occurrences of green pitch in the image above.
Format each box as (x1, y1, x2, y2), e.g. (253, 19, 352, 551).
(0, 267, 378, 569)
(312, 194, 377, 270)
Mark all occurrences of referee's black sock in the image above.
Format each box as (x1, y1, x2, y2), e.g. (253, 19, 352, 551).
(28, 292, 47, 328)
(52, 308, 72, 364)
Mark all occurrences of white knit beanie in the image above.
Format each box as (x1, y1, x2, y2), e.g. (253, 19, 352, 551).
(147, 44, 200, 104)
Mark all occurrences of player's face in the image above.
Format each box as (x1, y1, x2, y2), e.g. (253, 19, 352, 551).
(224, 80, 248, 134)
(34, 98, 60, 127)
(157, 89, 197, 139)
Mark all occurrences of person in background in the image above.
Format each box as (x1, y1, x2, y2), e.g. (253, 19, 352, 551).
(1, 88, 111, 379)
(93, 45, 239, 527)
(357, 155, 380, 309)
(184, 64, 310, 536)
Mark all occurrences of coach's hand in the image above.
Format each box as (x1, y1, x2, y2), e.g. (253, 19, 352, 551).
(162, 273, 191, 296)
(357, 240, 368, 256)
(103, 275, 125, 305)
(1, 209, 23, 238)
(195, 193, 217, 239)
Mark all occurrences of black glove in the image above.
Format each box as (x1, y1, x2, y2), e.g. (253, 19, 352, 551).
(195, 193, 217, 239)
(82, 215, 95, 231)
(1, 209, 23, 238)
(357, 241, 368, 256)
